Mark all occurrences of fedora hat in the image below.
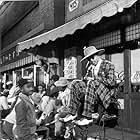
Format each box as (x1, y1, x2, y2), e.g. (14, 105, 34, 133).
(54, 77, 69, 87)
(81, 46, 104, 62)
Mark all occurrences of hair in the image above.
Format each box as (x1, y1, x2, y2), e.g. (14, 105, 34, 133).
(50, 74, 59, 82)
(38, 83, 45, 88)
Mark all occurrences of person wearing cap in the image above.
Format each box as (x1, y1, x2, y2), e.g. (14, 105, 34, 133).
(13, 78, 36, 140)
(77, 46, 117, 125)
(52, 77, 71, 137)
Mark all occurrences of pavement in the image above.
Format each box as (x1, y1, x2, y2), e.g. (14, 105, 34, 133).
(87, 124, 140, 140)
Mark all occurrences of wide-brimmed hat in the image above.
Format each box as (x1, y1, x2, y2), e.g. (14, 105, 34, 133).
(54, 77, 69, 87)
(81, 46, 104, 62)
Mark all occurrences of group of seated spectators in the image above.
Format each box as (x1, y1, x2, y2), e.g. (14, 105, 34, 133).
(0, 75, 80, 140)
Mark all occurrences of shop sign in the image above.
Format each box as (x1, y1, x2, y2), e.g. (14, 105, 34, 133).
(64, 56, 77, 79)
(69, 0, 79, 12)
(131, 71, 140, 84)
(1, 49, 18, 65)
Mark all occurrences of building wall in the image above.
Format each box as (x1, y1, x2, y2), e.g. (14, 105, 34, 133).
(65, 0, 107, 22)
(39, 0, 55, 30)
(2, 2, 41, 49)
(0, 0, 65, 78)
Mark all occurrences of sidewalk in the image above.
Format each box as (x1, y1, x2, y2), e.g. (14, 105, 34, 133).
(88, 124, 140, 140)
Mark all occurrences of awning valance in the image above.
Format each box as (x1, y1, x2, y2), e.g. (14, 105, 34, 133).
(17, 0, 137, 53)
(0, 55, 36, 73)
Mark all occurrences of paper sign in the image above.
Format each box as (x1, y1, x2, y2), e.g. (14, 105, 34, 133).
(64, 57, 77, 79)
(117, 99, 124, 109)
(131, 71, 140, 83)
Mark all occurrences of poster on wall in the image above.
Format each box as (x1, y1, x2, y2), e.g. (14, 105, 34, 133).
(64, 56, 77, 79)
(131, 71, 140, 84)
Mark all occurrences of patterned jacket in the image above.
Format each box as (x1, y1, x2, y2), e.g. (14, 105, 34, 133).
(82, 59, 117, 118)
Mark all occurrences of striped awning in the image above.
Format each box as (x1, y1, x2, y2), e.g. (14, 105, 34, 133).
(17, 0, 137, 53)
(0, 55, 36, 73)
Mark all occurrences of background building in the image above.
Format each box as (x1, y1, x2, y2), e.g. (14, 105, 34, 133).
(0, 0, 65, 86)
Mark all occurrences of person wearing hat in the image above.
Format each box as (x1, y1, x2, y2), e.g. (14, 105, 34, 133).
(76, 46, 117, 125)
(53, 77, 72, 137)
(13, 78, 37, 140)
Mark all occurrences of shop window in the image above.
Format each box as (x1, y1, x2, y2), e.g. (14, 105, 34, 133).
(36, 66, 45, 86)
(89, 30, 121, 48)
(126, 23, 140, 41)
(23, 66, 34, 79)
(131, 48, 140, 93)
(111, 53, 124, 92)
(15, 69, 22, 82)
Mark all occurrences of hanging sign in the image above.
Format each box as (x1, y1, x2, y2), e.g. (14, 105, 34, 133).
(131, 71, 140, 84)
(69, 0, 79, 12)
(64, 56, 77, 79)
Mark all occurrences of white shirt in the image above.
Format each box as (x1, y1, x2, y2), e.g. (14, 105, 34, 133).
(0, 96, 9, 110)
(4, 97, 21, 124)
(57, 88, 71, 107)
(94, 59, 103, 76)
(38, 96, 50, 111)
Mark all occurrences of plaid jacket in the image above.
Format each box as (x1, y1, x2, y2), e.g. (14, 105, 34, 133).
(82, 59, 117, 118)
(69, 80, 86, 115)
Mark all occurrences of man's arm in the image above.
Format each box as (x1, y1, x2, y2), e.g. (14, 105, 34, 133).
(2, 96, 9, 110)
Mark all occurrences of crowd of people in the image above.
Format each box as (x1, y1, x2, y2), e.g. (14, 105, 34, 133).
(0, 46, 122, 140)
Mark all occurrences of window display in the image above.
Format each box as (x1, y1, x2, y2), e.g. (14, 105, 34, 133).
(131, 48, 140, 93)
(111, 52, 124, 92)
(23, 66, 34, 79)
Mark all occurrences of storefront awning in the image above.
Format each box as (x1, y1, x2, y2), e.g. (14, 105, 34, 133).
(17, 0, 137, 53)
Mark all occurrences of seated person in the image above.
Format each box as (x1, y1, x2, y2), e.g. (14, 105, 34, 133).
(53, 77, 71, 137)
(64, 46, 117, 126)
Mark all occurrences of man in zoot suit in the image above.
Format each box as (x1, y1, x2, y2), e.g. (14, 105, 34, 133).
(67, 46, 117, 125)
